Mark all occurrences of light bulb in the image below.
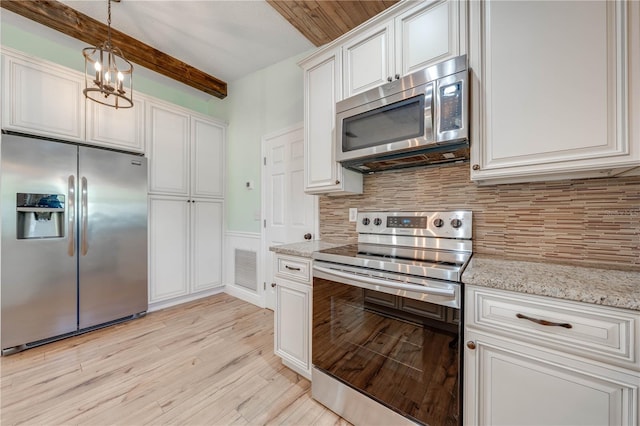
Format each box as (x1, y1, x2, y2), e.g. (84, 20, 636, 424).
(117, 71, 124, 81)
(94, 61, 102, 84)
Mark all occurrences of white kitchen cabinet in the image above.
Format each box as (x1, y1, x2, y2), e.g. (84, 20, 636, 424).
(274, 254, 312, 379)
(190, 116, 225, 198)
(301, 48, 363, 195)
(343, 22, 394, 97)
(1, 49, 85, 141)
(148, 100, 226, 198)
(86, 96, 145, 153)
(148, 197, 224, 304)
(146, 100, 226, 308)
(148, 196, 190, 302)
(464, 285, 640, 426)
(469, 0, 640, 184)
(147, 102, 190, 195)
(343, 0, 463, 98)
(191, 200, 223, 293)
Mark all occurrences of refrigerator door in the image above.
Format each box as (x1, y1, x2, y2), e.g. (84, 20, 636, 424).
(1, 135, 78, 350)
(78, 147, 148, 329)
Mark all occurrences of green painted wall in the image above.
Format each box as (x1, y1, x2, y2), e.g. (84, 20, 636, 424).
(224, 50, 310, 233)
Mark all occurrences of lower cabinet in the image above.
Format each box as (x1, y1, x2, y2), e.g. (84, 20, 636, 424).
(148, 196, 223, 307)
(464, 285, 640, 425)
(274, 254, 312, 379)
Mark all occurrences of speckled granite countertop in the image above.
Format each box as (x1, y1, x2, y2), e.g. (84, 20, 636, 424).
(269, 240, 344, 258)
(463, 255, 640, 311)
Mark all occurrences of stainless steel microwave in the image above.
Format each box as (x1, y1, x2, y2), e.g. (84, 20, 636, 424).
(336, 55, 468, 173)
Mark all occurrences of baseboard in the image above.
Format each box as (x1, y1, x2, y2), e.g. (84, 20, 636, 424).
(148, 286, 225, 312)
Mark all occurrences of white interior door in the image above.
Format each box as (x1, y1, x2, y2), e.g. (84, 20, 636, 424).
(262, 124, 317, 310)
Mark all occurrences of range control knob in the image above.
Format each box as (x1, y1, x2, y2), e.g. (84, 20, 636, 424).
(373, 218, 382, 226)
(450, 218, 463, 229)
(433, 218, 444, 228)
(362, 217, 371, 226)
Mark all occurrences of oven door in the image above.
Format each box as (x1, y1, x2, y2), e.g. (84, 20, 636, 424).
(312, 262, 461, 426)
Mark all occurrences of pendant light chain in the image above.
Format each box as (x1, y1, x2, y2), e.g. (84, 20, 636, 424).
(82, 0, 133, 109)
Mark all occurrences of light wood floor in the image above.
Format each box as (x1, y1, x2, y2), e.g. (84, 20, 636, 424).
(1, 294, 349, 426)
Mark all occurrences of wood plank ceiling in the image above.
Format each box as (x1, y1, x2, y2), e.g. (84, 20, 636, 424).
(267, 0, 400, 47)
(1, 0, 398, 98)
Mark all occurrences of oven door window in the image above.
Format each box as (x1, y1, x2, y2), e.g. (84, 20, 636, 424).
(342, 95, 425, 152)
(313, 277, 460, 425)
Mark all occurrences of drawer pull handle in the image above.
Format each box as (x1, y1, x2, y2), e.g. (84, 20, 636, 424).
(516, 313, 572, 329)
(285, 265, 301, 271)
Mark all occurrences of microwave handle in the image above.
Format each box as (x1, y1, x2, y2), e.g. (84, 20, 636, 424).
(424, 83, 434, 143)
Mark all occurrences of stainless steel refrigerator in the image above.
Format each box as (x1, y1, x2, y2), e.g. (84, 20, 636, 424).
(1, 133, 148, 354)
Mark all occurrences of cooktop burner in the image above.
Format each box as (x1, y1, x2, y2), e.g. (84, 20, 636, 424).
(313, 211, 472, 283)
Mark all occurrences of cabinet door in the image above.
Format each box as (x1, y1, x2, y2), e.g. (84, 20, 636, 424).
(343, 22, 394, 97)
(191, 117, 225, 198)
(275, 277, 311, 375)
(464, 332, 638, 426)
(2, 53, 84, 141)
(148, 197, 190, 302)
(395, 0, 461, 77)
(469, 1, 638, 183)
(303, 49, 363, 195)
(191, 200, 223, 293)
(86, 97, 145, 153)
(147, 103, 190, 195)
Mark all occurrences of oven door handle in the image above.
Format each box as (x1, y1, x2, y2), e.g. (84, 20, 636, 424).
(313, 265, 456, 297)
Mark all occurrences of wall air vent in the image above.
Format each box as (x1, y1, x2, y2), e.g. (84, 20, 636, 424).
(234, 249, 258, 292)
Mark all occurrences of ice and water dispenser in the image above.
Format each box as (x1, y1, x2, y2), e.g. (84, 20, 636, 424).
(16, 193, 65, 239)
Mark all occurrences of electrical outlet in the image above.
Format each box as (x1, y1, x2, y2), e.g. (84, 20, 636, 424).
(349, 208, 358, 222)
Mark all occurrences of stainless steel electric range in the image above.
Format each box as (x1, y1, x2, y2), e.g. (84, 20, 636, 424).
(312, 211, 472, 426)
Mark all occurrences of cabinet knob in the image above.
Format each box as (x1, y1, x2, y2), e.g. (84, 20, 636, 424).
(387, 76, 392, 82)
(395, 74, 400, 80)
(472, 164, 480, 171)
(335, 180, 340, 185)
(466, 341, 476, 350)
(304, 233, 312, 240)
(271, 282, 276, 288)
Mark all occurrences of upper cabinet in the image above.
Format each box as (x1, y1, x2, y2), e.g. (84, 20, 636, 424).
(343, 0, 464, 98)
(343, 22, 394, 97)
(86, 96, 145, 153)
(395, 0, 463, 78)
(469, 0, 640, 184)
(2, 48, 145, 154)
(2, 49, 85, 141)
(147, 99, 226, 199)
(191, 116, 225, 199)
(301, 48, 363, 195)
(147, 102, 191, 196)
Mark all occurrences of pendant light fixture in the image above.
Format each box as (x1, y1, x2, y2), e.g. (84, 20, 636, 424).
(82, 0, 133, 109)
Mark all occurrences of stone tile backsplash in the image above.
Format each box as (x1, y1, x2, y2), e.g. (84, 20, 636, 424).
(319, 163, 640, 270)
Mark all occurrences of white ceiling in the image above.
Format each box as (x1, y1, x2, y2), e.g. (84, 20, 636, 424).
(58, 0, 315, 84)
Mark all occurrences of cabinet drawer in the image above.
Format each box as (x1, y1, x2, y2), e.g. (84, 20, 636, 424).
(276, 255, 311, 284)
(466, 286, 639, 371)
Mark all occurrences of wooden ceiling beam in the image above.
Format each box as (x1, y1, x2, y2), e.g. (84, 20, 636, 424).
(1, 0, 227, 99)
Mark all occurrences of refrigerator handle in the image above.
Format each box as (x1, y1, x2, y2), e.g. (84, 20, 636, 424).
(67, 175, 75, 257)
(81, 176, 88, 256)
